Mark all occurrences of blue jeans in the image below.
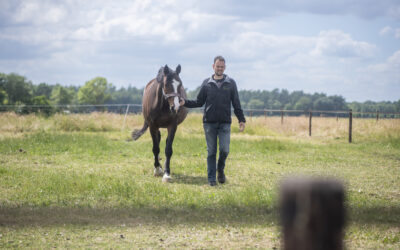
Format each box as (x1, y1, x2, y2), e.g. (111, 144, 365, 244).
(203, 123, 231, 182)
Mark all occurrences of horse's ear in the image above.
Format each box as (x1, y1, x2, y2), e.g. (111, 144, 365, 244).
(163, 65, 170, 76)
(176, 64, 181, 75)
(156, 67, 164, 83)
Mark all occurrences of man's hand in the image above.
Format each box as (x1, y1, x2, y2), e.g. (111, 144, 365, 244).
(239, 122, 245, 132)
(179, 99, 185, 106)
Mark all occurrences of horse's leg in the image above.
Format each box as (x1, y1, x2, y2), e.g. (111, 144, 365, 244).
(162, 123, 177, 182)
(150, 126, 163, 177)
(157, 130, 162, 161)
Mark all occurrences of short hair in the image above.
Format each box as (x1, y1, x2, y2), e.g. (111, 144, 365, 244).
(213, 55, 225, 63)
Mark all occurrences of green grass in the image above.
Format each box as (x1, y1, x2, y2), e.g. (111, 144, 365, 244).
(0, 113, 399, 249)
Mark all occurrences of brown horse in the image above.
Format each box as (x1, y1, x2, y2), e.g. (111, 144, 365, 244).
(132, 65, 188, 182)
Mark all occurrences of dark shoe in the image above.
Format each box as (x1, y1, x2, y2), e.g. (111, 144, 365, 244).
(209, 181, 217, 186)
(217, 171, 226, 184)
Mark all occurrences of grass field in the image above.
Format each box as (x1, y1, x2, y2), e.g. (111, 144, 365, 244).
(0, 112, 399, 249)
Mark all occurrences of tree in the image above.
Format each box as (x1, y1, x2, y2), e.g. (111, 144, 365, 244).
(34, 83, 53, 99)
(0, 73, 6, 89)
(311, 93, 327, 104)
(31, 95, 53, 115)
(0, 89, 7, 104)
(294, 96, 313, 111)
(2, 73, 33, 104)
(247, 99, 264, 109)
(289, 91, 305, 105)
(272, 100, 283, 109)
(108, 85, 143, 104)
(313, 97, 335, 111)
(348, 102, 361, 112)
(261, 91, 270, 107)
(238, 90, 253, 105)
(284, 103, 294, 110)
(77, 77, 113, 105)
(279, 89, 290, 105)
(51, 85, 74, 105)
(329, 95, 347, 110)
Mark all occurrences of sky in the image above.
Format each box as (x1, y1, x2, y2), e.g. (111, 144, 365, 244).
(0, 0, 399, 102)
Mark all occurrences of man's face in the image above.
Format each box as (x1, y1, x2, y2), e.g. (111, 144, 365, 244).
(213, 60, 225, 76)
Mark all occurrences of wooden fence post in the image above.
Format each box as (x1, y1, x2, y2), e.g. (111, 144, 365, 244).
(281, 109, 284, 125)
(349, 109, 352, 143)
(376, 111, 379, 122)
(121, 104, 130, 131)
(280, 177, 345, 250)
(309, 110, 312, 136)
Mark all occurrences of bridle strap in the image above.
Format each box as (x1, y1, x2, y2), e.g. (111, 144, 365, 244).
(162, 88, 181, 99)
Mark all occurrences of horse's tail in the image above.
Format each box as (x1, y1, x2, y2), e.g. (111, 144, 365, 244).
(131, 122, 149, 141)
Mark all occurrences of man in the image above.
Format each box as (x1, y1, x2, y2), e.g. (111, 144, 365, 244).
(181, 56, 246, 186)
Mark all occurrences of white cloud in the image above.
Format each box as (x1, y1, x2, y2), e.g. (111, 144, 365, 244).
(388, 50, 400, 68)
(203, 0, 400, 20)
(396, 29, 400, 39)
(369, 50, 400, 73)
(12, 1, 67, 25)
(351, 50, 400, 101)
(220, 29, 376, 61)
(380, 26, 393, 36)
(312, 30, 376, 58)
(380, 26, 400, 39)
(1, 0, 238, 45)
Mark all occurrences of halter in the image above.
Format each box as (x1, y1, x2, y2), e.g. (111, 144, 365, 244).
(162, 88, 181, 99)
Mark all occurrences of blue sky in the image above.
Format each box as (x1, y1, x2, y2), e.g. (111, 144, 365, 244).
(0, 0, 399, 102)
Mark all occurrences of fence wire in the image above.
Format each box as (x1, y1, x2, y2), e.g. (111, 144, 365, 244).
(0, 104, 399, 119)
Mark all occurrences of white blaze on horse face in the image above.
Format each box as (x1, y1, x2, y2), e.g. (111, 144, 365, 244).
(172, 79, 180, 111)
(174, 97, 179, 111)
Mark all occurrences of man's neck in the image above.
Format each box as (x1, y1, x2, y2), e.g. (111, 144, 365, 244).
(213, 74, 224, 80)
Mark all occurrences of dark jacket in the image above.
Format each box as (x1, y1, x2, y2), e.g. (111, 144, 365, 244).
(184, 74, 246, 124)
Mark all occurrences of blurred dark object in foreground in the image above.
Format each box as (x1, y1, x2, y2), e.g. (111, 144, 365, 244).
(280, 177, 345, 250)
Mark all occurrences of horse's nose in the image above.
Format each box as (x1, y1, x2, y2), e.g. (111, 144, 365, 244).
(170, 106, 177, 113)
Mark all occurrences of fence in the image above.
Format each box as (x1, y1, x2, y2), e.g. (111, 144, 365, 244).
(243, 108, 400, 143)
(1, 104, 399, 143)
(0, 104, 143, 114)
(243, 108, 400, 119)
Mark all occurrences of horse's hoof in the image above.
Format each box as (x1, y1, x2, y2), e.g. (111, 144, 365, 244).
(162, 173, 172, 183)
(154, 167, 163, 177)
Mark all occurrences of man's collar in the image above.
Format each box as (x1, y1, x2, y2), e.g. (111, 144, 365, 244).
(208, 74, 228, 83)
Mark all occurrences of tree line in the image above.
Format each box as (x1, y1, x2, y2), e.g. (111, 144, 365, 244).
(1, 72, 399, 116)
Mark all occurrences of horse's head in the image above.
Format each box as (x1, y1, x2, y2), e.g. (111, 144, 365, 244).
(159, 64, 183, 113)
